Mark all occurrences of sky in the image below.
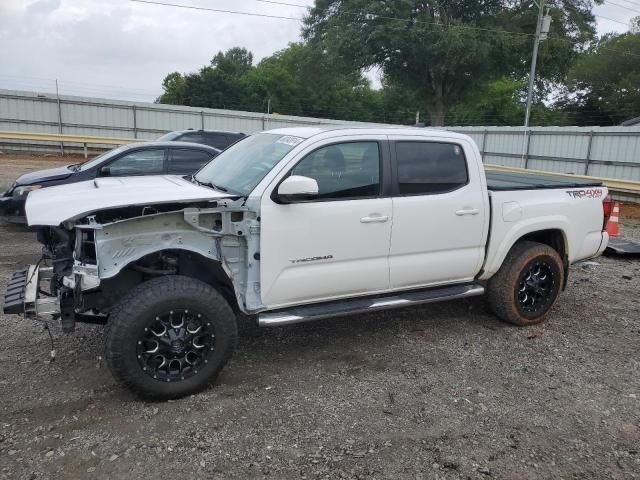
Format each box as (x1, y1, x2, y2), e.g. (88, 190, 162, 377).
(0, 0, 637, 103)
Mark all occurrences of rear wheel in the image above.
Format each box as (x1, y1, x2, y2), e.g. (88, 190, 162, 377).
(487, 241, 564, 326)
(105, 275, 237, 400)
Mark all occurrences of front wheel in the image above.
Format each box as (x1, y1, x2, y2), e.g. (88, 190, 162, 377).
(487, 241, 564, 326)
(105, 276, 237, 400)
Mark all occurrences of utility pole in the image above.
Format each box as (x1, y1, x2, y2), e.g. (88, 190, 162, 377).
(524, 0, 551, 129)
(55, 79, 64, 156)
(522, 1, 551, 165)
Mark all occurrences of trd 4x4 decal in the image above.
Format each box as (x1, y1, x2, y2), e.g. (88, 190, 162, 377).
(566, 188, 603, 199)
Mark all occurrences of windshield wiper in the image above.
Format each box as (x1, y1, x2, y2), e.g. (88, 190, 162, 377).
(203, 181, 228, 192)
(191, 175, 229, 192)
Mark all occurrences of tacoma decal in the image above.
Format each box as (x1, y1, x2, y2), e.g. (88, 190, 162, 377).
(566, 188, 603, 199)
(289, 255, 333, 264)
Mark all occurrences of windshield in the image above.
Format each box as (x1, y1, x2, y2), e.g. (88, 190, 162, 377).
(78, 145, 131, 171)
(194, 133, 303, 196)
(156, 131, 182, 141)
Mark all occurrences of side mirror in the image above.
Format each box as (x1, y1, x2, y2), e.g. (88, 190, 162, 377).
(275, 175, 319, 203)
(99, 166, 111, 177)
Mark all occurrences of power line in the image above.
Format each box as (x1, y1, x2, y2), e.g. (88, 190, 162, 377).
(614, 0, 640, 8)
(255, 0, 640, 57)
(255, 0, 637, 38)
(254, 0, 309, 8)
(132, 0, 640, 58)
(141, 0, 536, 38)
(260, 0, 538, 38)
(0, 76, 161, 101)
(604, 0, 640, 15)
(131, 0, 301, 20)
(594, 13, 634, 26)
(0, 74, 161, 96)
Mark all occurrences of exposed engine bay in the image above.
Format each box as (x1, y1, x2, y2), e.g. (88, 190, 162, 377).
(33, 199, 262, 333)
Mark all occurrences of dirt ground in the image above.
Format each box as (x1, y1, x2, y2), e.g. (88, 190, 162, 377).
(0, 154, 639, 480)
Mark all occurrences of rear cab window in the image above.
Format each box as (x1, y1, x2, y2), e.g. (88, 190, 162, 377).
(394, 142, 468, 195)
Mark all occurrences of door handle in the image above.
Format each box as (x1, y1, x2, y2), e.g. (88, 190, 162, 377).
(455, 208, 479, 216)
(360, 214, 389, 223)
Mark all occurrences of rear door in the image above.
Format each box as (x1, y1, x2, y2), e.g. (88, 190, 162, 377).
(388, 137, 488, 288)
(259, 137, 393, 308)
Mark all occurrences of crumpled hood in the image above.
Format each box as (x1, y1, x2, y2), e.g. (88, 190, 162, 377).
(26, 175, 232, 226)
(15, 165, 74, 186)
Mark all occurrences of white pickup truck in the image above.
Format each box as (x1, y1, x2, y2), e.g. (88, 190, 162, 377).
(3, 127, 610, 399)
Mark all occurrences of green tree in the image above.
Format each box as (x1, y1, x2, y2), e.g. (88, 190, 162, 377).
(158, 47, 256, 110)
(303, 0, 599, 126)
(448, 78, 527, 126)
(566, 32, 640, 125)
(159, 43, 385, 122)
(158, 72, 186, 104)
(247, 43, 383, 121)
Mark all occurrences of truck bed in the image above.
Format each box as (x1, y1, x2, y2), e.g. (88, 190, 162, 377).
(486, 170, 603, 191)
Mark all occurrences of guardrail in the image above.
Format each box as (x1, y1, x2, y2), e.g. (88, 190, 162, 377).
(485, 163, 640, 196)
(0, 131, 141, 158)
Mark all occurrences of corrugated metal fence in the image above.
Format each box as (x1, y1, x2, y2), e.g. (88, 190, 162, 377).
(0, 88, 370, 152)
(1, 89, 639, 181)
(451, 126, 640, 181)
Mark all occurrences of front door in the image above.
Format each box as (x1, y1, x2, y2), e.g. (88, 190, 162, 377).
(260, 139, 392, 308)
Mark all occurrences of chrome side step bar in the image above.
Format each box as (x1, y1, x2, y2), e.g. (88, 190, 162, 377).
(258, 283, 485, 327)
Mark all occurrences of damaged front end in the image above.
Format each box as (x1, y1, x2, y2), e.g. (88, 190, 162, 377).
(3, 225, 85, 332)
(3, 199, 262, 333)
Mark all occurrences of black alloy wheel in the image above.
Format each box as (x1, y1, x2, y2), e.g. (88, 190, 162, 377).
(137, 309, 215, 382)
(516, 260, 556, 316)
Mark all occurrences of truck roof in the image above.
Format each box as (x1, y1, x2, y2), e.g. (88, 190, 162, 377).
(265, 126, 471, 141)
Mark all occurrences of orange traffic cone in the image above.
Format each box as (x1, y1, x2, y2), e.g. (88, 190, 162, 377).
(606, 202, 620, 238)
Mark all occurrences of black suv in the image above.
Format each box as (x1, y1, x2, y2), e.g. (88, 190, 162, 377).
(157, 129, 246, 150)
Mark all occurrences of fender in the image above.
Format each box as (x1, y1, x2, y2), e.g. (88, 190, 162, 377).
(76, 206, 263, 313)
(479, 216, 570, 280)
(93, 211, 221, 279)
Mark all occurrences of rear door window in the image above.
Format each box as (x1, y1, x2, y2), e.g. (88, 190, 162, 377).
(168, 148, 216, 174)
(395, 142, 468, 195)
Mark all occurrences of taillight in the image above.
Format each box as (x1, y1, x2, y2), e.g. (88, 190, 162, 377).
(602, 194, 612, 230)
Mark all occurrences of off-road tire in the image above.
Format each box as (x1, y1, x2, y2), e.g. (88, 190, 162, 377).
(487, 241, 564, 326)
(105, 275, 237, 400)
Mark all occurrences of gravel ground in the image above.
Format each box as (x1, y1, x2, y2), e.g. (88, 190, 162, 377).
(0, 155, 639, 480)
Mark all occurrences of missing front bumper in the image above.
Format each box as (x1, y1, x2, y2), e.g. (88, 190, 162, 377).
(3, 265, 60, 317)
